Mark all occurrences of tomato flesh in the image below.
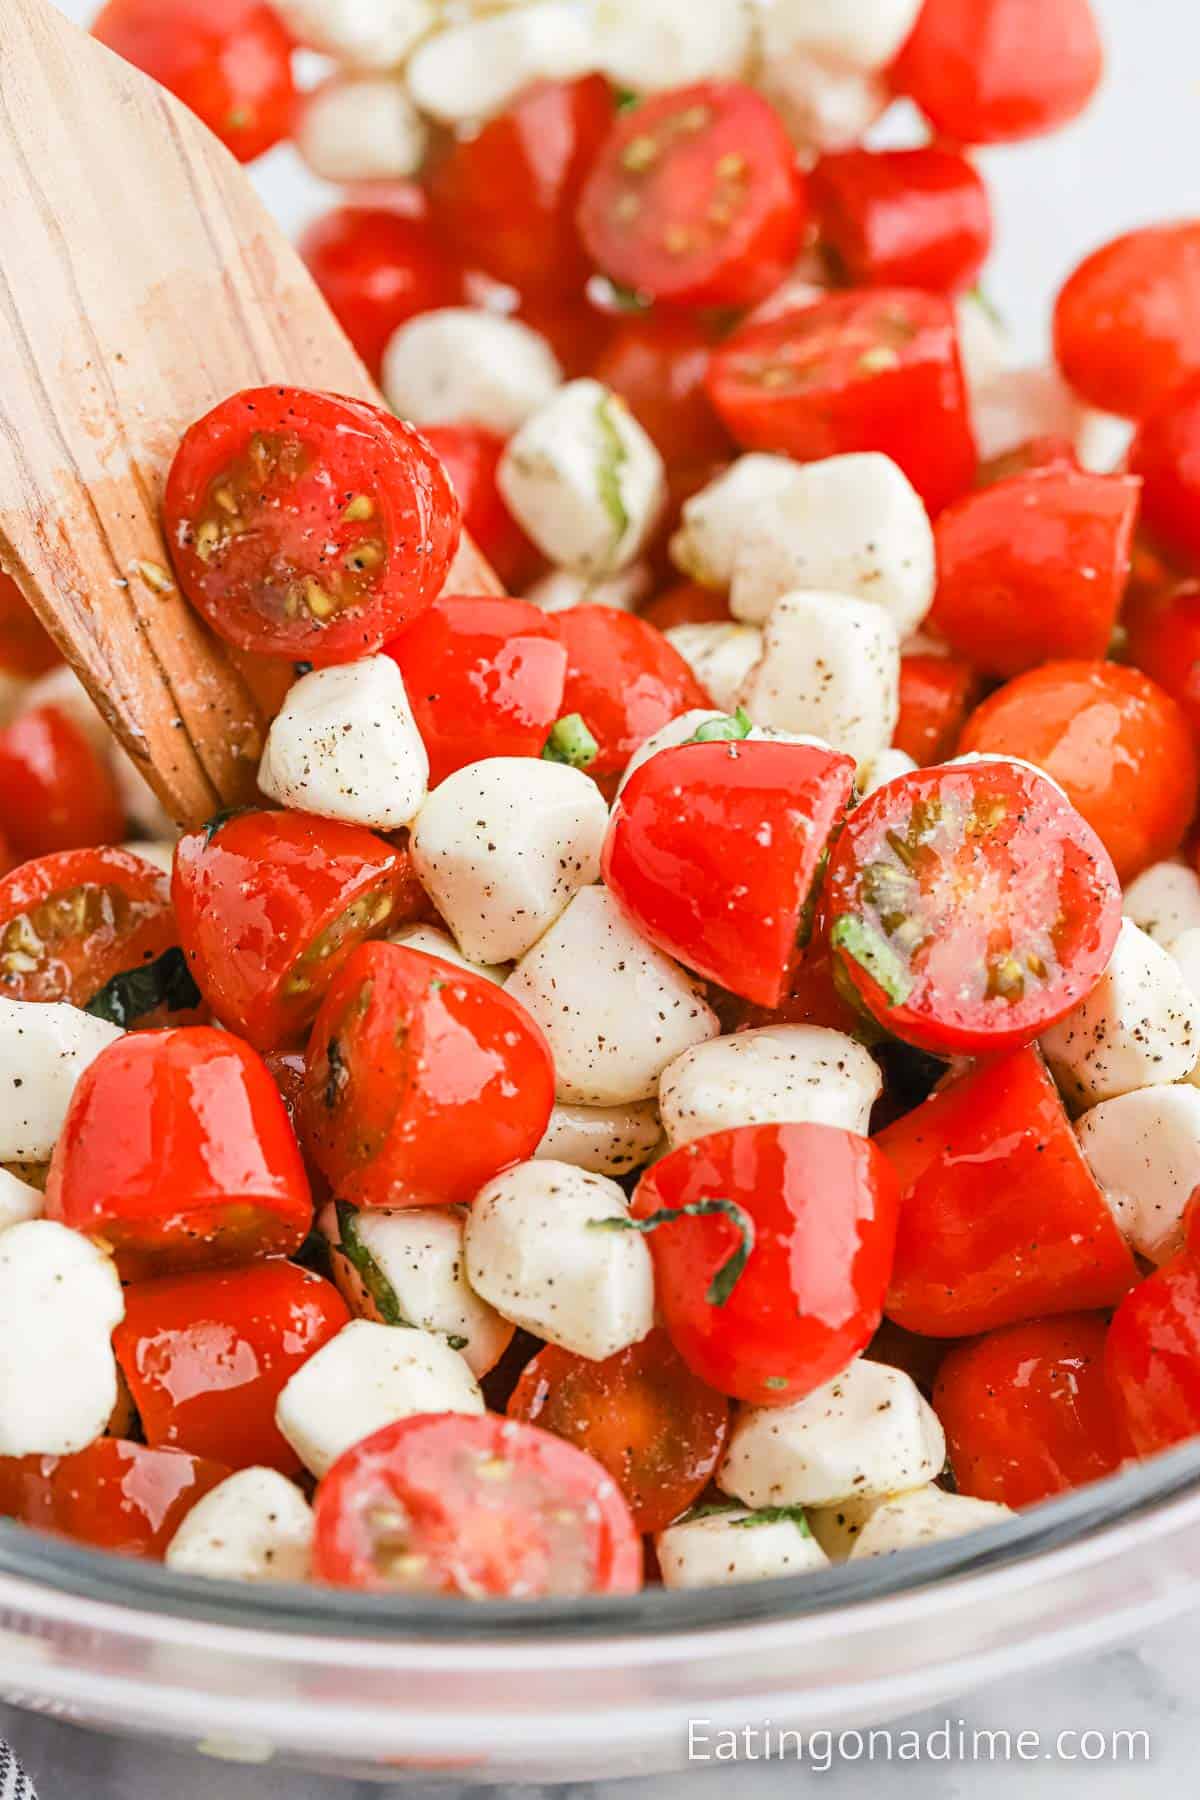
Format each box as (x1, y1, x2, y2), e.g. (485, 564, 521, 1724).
(299, 204, 465, 380)
(810, 146, 992, 294)
(1106, 1253, 1200, 1458)
(894, 652, 982, 767)
(418, 426, 537, 592)
(555, 607, 712, 783)
(1130, 375, 1200, 570)
(0, 706, 124, 861)
(0, 846, 174, 1006)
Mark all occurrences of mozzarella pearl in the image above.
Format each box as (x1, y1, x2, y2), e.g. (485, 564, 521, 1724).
(1076, 1084, 1200, 1265)
(969, 364, 1085, 463)
(591, 0, 757, 92)
(671, 455, 802, 590)
(759, 0, 924, 73)
(535, 1100, 663, 1176)
(0, 1000, 123, 1163)
(166, 1469, 314, 1584)
(848, 1485, 1014, 1559)
(617, 710, 728, 797)
(271, 0, 437, 66)
(860, 748, 919, 797)
(388, 922, 508, 985)
(807, 1492, 890, 1560)
(0, 1167, 42, 1234)
(660, 1026, 881, 1146)
(406, 4, 593, 124)
(0, 1221, 124, 1456)
(295, 74, 428, 184)
(526, 564, 651, 616)
(1123, 861, 1200, 949)
(657, 1508, 830, 1589)
(382, 309, 562, 437)
(258, 657, 428, 832)
(664, 622, 763, 713)
(737, 589, 900, 770)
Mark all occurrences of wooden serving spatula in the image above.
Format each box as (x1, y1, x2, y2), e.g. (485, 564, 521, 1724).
(0, 0, 499, 828)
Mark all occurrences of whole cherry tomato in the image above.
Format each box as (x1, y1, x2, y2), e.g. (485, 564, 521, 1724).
(0, 572, 59, 678)
(0, 1441, 231, 1559)
(639, 582, 732, 633)
(1129, 375, 1200, 569)
(1106, 1252, 1200, 1457)
(1125, 581, 1200, 740)
(555, 607, 712, 784)
(893, 652, 982, 766)
(0, 846, 174, 1007)
(0, 706, 124, 861)
(591, 314, 733, 474)
(810, 146, 992, 293)
(299, 205, 465, 380)
(418, 426, 538, 592)
(1054, 223, 1200, 418)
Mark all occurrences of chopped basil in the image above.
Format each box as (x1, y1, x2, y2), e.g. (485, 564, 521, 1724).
(764, 1376, 789, 1391)
(202, 804, 253, 846)
(830, 915, 914, 1008)
(688, 708, 753, 745)
(589, 1197, 755, 1306)
(542, 713, 599, 770)
(613, 86, 641, 112)
(84, 946, 202, 1028)
(335, 1201, 410, 1328)
(730, 1505, 813, 1535)
(594, 394, 631, 549)
(968, 283, 1004, 330)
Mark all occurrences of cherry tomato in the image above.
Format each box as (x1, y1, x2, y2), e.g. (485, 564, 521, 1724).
(173, 810, 419, 1052)
(312, 1413, 643, 1596)
(555, 607, 712, 783)
(1053, 223, 1200, 418)
(0, 1441, 231, 1559)
(928, 469, 1139, 678)
(428, 77, 613, 299)
(1129, 375, 1200, 569)
(1106, 1252, 1200, 1457)
(0, 572, 59, 678)
(0, 706, 124, 861)
(810, 147, 992, 294)
(957, 661, 1198, 884)
(577, 82, 808, 311)
(507, 1330, 729, 1534)
(604, 737, 856, 1009)
(385, 597, 567, 788)
(724, 927, 869, 1041)
(113, 1262, 349, 1474)
(0, 846, 174, 1006)
(46, 1027, 312, 1281)
(891, 0, 1103, 145)
(934, 1314, 1125, 1507)
(166, 387, 461, 663)
(975, 435, 1079, 488)
(893, 652, 982, 767)
(707, 290, 977, 515)
(639, 582, 731, 633)
(299, 205, 465, 380)
(632, 1123, 900, 1407)
(92, 0, 295, 163)
(1125, 581, 1200, 740)
(879, 1049, 1136, 1337)
(827, 761, 1121, 1056)
(418, 425, 537, 592)
(591, 314, 733, 473)
(300, 942, 555, 1210)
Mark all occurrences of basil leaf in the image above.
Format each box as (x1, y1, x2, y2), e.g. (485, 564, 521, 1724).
(84, 946, 201, 1029)
(589, 1197, 755, 1306)
(595, 394, 631, 548)
(830, 915, 914, 1007)
(334, 1201, 410, 1329)
(731, 1505, 813, 1535)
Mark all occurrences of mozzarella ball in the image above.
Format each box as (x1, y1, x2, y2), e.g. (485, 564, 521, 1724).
(1076, 1084, 1200, 1265)
(591, 0, 757, 91)
(956, 290, 1012, 393)
(719, 1362, 946, 1510)
(0, 1221, 124, 1456)
(0, 1001, 124, 1163)
(535, 1100, 663, 1176)
(258, 657, 428, 832)
(759, 0, 924, 73)
(0, 1167, 42, 1234)
(410, 758, 609, 965)
(807, 1492, 890, 1560)
(382, 309, 562, 437)
(1041, 920, 1200, 1108)
(295, 74, 428, 184)
(465, 1160, 655, 1359)
(660, 1027, 881, 1148)
(275, 1321, 483, 1478)
(526, 564, 651, 616)
(406, 4, 593, 124)
(505, 886, 720, 1103)
(657, 1507, 830, 1589)
(756, 52, 888, 152)
(860, 748, 919, 798)
(671, 455, 802, 589)
(120, 840, 177, 877)
(737, 590, 900, 770)
(499, 381, 667, 577)
(388, 922, 508, 985)
(166, 1469, 314, 1584)
(663, 622, 762, 713)
(849, 1486, 1014, 1559)
(969, 364, 1085, 463)
(1123, 862, 1200, 949)
(272, 0, 436, 64)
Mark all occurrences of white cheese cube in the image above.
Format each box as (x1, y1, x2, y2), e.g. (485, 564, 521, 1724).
(410, 757, 608, 965)
(505, 886, 720, 1104)
(526, 564, 651, 616)
(657, 1507, 830, 1589)
(956, 290, 1012, 393)
(388, 923, 508, 985)
(406, 4, 593, 124)
(165, 1469, 314, 1584)
(120, 840, 177, 878)
(1124, 862, 1200, 949)
(807, 1492, 890, 1560)
(272, 0, 437, 65)
(465, 1159, 655, 1360)
(860, 748, 918, 798)
(660, 1026, 881, 1147)
(1041, 920, 1200, 1108)
(1076, 1084, 1200, 1265)
(382, 309, 562, 438)
(671, 455, 802, 589)
(1077, 410, 1135, 474)
(499, 381, 667, 577)
(756, 53, 887, 152)
(0, 1167, 42, 1234)
(848, 1486, 1014, 1559)
(275, 1321, 483, 1479)
(759, 0, 924, 73)
(535, 1100, 663, 1176)
(663, 622, 762, 713)
(295, 74, 428, 184)
(616, 710, 728, 796)
(737, 590, 900, 770)
(719, 1362, 945, 1510)
(0, 1000, 124, 1163)
(591, 0, 757, 91)
(0, 1221, 124, 1456)
(258, 657, 428, 832)
(969, 364, 1085, 463)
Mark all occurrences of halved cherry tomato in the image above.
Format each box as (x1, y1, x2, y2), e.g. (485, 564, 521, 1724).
(928, 469, 1139, 678)
(0, 572, 59, 678)
(166, 387, 460, 663)
(46, 1027, 312, 1281)
(604, 737, 856, 1009)
(879, 1050, 1136, 1337)
(0, 846, 174, 1006)
(1129, 375, 1200, 570)
(891, 0, 1104, 145)
(507, 1329, 729, 1534)
(0, 706, 124, 861)
(299, 205, 465, 380)
(1106, 1252, 1200, 1457)
(92, 0, 296, 163)
(591, 314, 733, 473)
(1125, 581, 1200, 740)
(934, 1313, 1125, 1507)
(824, 760, 1122, 1055)
(577, 82, 808, 311)
(810, 146, 992, 293)
(639, 582, 731, 633)
(0, 1441, 231, 1559)
(707, 290, 977, 514)
(958, 661, 1198, 884)
(975, 435, 1079, 488)
(300, 943, 555, 1210)
(418, 425, 538, 592)
(894, 652, 982, 767)
(632, 1123, 900, 1407)
(555, 607, 712, 784)
(172, 810, 418, 1052)
(113, 1262, 349, 1474)
(385, 597, 567, 788)
(428, 76, 613, 299)
(313, 1413, 643, 1596)
(1053, 223, 1200, 418)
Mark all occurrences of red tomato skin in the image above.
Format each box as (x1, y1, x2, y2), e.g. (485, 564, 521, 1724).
(384, 597, 567, 788)
(707, 290, 977, 516)
(928, 470, 1140, 679)
(639, 582, 732, 633)
(891, 0, 1103, 145)
(0, 1441, 231, 1559)
(555, 607, 712, 780)
(0, 706, 124, 861)
(428, 77, 613, 300)
(603, 738, 856, 1009)
(300, 942, 555, 1210)
(113, 1262, 350, 1474)
(299, 206, 465, 380)
(1129, 375, 1200, 570)
(591, 314, 733, 474)
(934, 1313, 1125, 1508)
(1054, 224, 1200, 419)
(0, 573, 59, 678)
(633, 1123, 901, 1408)
(0, 845, 175, 1007)
(577, 83, 808, 311)
(958, 661, 1199, 884)
(45, 1027, 312, 1282)
(1133, 582, 1200, 739)
(880, 1050, 1136, 1338)
(810, 147, 992, 293)
(313, 1413, 643, 1597)
(418, 426, 537, 592)
(1106, 1253, 1200, 1457)
(172, 810, 422, 1052)
(92, 0, 295, 162)
(893, 652, 981, 766)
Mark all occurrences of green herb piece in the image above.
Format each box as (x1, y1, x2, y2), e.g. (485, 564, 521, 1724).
(335, 1202, 410, 1329)
(84, 946, 202, 1029)
(595, 394, 631, 548)
(613, 85, 641, 112)
(688, 708, 753, 745)
(730, 1505, 813, 1535)
(967, 283, 1004, 330)
(830, 915, 914, 1007)
(542, 714, 600, 770)
(589, 1197, 755, 1306)
(202, 804, 253, 846)
(764, 1376, 789, 1391)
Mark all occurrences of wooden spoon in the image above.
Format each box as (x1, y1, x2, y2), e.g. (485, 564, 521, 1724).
(0, 0, 500, 828)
